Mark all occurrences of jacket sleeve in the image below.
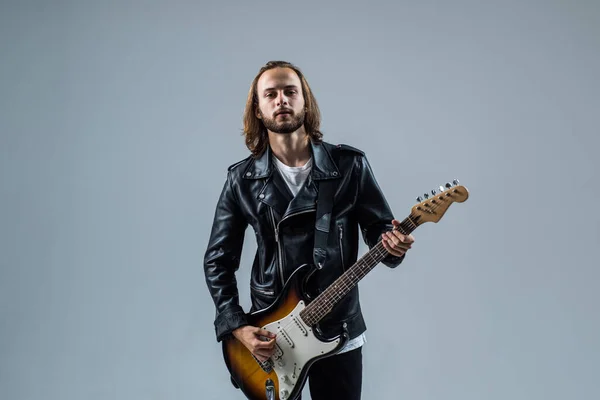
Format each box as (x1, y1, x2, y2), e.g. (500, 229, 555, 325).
(354, 154, 405, 268)
(204, 171, 249, 341)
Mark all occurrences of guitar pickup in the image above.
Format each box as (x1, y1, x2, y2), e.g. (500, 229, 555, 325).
(272, 343, 284, 360)
(291, 316, 308, 336)
(277, 327, 295, 348)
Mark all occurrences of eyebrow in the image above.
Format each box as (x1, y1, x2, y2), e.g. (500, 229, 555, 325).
(263, 85, 299, 93)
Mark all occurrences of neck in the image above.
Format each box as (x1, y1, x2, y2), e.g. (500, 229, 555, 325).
(268, 129, 311, 167)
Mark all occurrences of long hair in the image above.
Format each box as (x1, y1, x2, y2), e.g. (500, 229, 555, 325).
(242, 61, 323, 157)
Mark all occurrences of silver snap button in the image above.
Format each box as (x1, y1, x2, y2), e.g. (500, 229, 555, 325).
(332, 171, 338, 176)
(259, 193, 265, 199)
(245, 172, 252, 177)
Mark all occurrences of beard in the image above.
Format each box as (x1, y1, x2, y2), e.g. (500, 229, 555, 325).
(259, 108, 305, 134)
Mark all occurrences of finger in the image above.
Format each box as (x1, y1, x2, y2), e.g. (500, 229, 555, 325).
(254, 338, 276, 350)
(387, 232, 411, 250)
(389, 231, 409, 243)
(254, 348, 275, 358)
(254, 352, 270, 362)
(391, 232, 414, 247)
(382, 238, 406, 257)
(384, 232, 401, 246)
(394, 240, 412, 250)
(396, 233, 414, 244)
(256, 328, 276, 339)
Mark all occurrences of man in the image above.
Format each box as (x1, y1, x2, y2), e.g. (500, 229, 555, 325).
(204, 60, 415, 399)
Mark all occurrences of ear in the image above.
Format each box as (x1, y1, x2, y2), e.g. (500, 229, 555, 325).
(255, 104, 262, 119)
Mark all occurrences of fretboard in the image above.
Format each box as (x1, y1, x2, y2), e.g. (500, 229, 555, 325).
(299, 214, 420, 326)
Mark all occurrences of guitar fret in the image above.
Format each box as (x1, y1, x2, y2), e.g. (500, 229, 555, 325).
(299, 196, 468, 326)
(301, 248, 398, 325)
(300, 215, 422, 326)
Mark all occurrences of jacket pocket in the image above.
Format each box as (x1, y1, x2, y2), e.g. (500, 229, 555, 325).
(250, 283, 277, 312)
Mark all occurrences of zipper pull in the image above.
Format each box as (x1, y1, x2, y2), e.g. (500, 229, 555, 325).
(275, 227, 279, 242)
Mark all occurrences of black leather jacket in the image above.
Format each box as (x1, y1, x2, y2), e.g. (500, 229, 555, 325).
(204, 140, 404, 342)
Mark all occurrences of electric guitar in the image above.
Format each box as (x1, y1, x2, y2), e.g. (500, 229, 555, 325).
(222, 180, 469, 400)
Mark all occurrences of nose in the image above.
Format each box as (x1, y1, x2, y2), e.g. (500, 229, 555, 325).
(276, 91, 289, 106)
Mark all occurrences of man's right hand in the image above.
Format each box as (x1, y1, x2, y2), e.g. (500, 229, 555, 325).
(232, 325, 277, 362)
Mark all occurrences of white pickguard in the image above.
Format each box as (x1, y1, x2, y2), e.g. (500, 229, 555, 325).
(262, 301, 343, 400)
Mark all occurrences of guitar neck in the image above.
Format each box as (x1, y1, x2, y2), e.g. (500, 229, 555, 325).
(299, 215, 419, 326)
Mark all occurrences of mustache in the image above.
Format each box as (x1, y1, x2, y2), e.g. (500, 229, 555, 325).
(274, 109, 293, 116)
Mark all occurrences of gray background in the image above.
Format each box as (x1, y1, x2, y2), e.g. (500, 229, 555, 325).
(1, 1, 599, 399)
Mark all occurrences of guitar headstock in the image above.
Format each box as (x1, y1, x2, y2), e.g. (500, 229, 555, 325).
(410, 179, 469, 224)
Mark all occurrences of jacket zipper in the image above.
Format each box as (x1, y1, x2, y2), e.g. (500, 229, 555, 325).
(269, 208, 284, 287)
(270, 207, 315, 287)
(338, 224, 346, 270)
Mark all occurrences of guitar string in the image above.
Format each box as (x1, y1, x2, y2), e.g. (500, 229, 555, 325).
(309, 193, 452, 321)
(246, 193, 452, 370)
(305, 211, 419, 322)
(266, 195, 447, 344)
(304, 194, 450, 324)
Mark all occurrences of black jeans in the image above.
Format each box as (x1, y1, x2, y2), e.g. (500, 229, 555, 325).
(298, 346, 363, 400)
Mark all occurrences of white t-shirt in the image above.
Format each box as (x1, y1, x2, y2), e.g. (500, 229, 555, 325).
(273, 155, 366, 353)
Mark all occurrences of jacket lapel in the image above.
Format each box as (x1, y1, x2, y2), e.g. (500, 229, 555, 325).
(242, 140, 342, 220)
(242, 145, 290, 217)
(282, 174, 318, 219)
(282, 141, 342, 219)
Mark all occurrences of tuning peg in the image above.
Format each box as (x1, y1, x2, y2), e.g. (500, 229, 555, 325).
(424, 193, 429, 199)
(445, 182, 452, 188)
(431, 189, 437, 195)
(452, 179, 459, 186)
(416, 196, 423, 202)
(439, 185, 445, 192)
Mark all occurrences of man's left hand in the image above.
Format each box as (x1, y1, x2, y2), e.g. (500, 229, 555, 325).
(381, 219, 415, 257)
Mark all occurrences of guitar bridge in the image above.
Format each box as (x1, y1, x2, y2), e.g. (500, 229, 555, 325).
(251, 354, 273, 373)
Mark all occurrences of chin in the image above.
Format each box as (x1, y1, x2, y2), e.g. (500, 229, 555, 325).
(272, 124, 300, 134)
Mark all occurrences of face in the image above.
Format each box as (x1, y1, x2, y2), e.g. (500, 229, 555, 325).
(255, 67, 306, 134)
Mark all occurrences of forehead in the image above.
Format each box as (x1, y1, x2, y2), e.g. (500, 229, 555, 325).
(257, 67, 302, 92)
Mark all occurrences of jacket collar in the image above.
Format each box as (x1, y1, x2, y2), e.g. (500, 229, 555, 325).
(242, 139, 341, 219)
(242, 139, 341, 181)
